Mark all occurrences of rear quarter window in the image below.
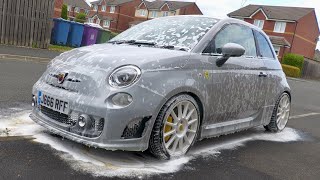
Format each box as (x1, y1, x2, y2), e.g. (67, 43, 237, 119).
(254, 31, 275, 59)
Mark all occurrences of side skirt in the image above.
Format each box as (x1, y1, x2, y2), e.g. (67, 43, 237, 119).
(200, 117, 257, 139)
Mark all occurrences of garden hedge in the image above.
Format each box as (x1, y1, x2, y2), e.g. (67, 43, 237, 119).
(61, 4, 68, 20)
(75, 13, 86, 23)
(282, 53, 304, 72)
(282, 64, 301, 78)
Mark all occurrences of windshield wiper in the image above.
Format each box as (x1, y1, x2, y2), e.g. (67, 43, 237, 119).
(109, 40, 190, 51)
(109, 40, 157, 46)
(108, 40, 136, 44)
(157, 44, 190, 52)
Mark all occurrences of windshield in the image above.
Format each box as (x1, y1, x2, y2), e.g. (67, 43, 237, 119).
(111, 16, 218, 51)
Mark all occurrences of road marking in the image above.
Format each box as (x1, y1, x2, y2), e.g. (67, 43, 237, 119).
(290, 113, 320, 119)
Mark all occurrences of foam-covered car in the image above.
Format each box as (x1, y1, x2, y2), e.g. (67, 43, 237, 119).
(30, 16, 291, 159)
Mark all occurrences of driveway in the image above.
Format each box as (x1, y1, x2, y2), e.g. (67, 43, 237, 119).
(0, 59, 320, 180)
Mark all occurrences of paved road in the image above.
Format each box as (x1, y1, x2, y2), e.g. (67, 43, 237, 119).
(0, 45, 60, 59)
(0, 59, 320, 180)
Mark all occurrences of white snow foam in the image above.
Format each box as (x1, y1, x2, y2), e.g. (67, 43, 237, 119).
(0, 110, 303, 177)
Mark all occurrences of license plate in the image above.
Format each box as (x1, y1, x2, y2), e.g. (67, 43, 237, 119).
(38, 91, 69, 114)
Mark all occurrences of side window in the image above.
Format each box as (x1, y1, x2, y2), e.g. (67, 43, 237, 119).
(212, 24, 257, 57)
(254, 31, 275, 59)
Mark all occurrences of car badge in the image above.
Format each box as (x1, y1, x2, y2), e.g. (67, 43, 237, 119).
(57, 73, 68, 84)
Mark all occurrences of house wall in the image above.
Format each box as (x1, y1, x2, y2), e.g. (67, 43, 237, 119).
(89, 0, 141, 32)
(178, 3, 202, 15)
(117, 0, 141, 32)
(53, 0, 63, 18)
(292, 11, 319, 59)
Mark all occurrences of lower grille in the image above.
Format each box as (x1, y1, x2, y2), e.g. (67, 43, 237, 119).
(40, 106, 104, 137)
(122, 116, 151, 139)
(40, 106, 74, 125)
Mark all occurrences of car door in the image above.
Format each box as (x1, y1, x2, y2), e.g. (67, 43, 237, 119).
(203, 24, 268, 126)
(253, 30, 280, 125)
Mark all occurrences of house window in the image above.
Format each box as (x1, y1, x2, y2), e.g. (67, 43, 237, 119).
(93, 5, 98, 11)
(139, 9, 147, 16)
(163, 11, 169, 17)
(85, 10, 89, 15)
(110, 6, 116, 13)
(151, 11, 157, 18)
(254, 20, 264, 29)
(102, 5, 106, 12)
(96, 19, 100, 25)
(88, 18, 93, 23)
(103, 20, 110, 28)
(74, 7, 80, 13)
(273, 46, 281, 56)
(67, 5, 71, 12)
(274, 22, 286, 33)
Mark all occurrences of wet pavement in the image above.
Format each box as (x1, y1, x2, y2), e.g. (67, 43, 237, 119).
(1, 59, 320, 180)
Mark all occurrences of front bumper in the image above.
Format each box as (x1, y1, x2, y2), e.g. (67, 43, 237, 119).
(30, 112, 150, 151)
(31, 81, 164, 152)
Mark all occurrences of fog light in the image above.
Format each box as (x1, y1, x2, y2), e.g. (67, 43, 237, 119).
(112, 93, 133, 107)
(32, 95, 36, 107)
(78, 114, 90, 128)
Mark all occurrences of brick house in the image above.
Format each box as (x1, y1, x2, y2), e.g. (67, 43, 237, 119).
(53, 0, 63, 18)
(131, 0, 202, 27)
(63, 0, 91, 20)
(88, 0, 202, 32)
(228, 5, 320, 60)
(88, 0, 142, 32)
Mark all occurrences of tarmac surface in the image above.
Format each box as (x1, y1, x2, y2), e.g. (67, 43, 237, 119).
(0, 59, 320, 180)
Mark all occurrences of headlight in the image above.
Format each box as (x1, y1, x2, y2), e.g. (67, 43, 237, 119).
(108, 65, 141, 88)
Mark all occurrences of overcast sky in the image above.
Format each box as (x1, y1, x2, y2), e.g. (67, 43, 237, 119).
(86, 0, 320, 49)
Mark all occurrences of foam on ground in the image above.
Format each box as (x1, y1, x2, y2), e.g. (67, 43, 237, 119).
(0, 110, 304, 177)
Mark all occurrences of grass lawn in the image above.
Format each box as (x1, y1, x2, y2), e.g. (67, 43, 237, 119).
(48, 44, 74, 52)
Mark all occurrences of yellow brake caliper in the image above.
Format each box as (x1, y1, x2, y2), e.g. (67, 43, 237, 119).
(164, 115, 173, 142)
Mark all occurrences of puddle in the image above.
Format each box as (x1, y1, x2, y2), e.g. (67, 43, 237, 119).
(0, 110, 304, 177)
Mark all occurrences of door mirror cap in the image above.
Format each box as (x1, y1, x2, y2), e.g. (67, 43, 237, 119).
(222, 43, 245, 57)
(216, 43, 245, 67)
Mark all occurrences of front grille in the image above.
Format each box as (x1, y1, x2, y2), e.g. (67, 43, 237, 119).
(40, 106, 104, 137)
(96, 118, 104, 132)
(40, 106, 74, 126)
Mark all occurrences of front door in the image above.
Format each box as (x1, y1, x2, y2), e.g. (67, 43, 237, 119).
(203, 24, 267, 126)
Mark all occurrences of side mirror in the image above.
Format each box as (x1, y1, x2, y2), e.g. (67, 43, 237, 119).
(216, 43, 245, 67)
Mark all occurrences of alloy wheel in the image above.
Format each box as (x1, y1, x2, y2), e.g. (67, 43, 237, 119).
(276, 94, 290, 130)
(163, 100, 199, 156)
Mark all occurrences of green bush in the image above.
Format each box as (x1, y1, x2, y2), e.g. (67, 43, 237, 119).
(61, 4, 68, 20)
(282, 64, 301, 78)
(282, 53, 304, 72)
(75, 13, 86, 23)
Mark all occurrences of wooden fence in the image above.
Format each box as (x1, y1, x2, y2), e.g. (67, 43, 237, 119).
(0, 0, 55, 49)
(302, 58, 320, 80)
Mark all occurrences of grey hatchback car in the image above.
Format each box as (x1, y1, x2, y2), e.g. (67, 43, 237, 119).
(30, 16, 291, 159)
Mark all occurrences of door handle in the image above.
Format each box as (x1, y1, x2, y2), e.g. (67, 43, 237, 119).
(259, 72, 268, 77)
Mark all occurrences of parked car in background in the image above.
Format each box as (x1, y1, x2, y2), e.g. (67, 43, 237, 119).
(30, 16, 291, 159)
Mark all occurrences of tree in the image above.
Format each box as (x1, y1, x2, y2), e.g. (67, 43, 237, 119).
(75, 13, 86, 23)
(61, 4, 68, 20)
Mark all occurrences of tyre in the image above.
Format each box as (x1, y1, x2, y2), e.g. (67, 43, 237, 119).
(265, 92, 291, 132)
(149, 94, 200, 159)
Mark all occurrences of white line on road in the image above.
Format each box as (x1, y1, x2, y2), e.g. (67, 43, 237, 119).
(290, 113, 320, 119)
